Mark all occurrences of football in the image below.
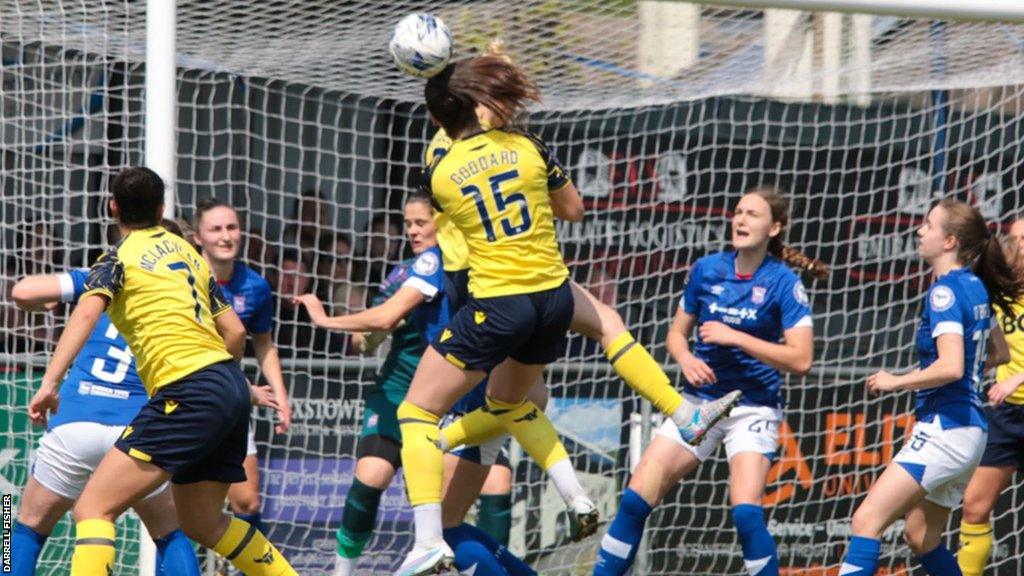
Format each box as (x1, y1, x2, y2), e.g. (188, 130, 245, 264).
(388, 13, 453, 79)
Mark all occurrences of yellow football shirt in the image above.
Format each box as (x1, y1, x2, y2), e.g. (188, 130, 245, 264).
(996, 299, 1024, 405)
(425, 129, 470, 272)
(82, 225, 233, 394)
(423, 129, 571, 298)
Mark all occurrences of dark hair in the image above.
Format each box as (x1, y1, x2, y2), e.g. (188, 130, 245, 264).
(194, 197, 235, 228)
(938, 199, 1024, 317)
(318, 231, 352, 253)
(405, 190, 434, 208)
(280, 248, 308, 270)
(160, 218, 184, 239)
(745, 187, 830, 281)
(424, 55, 541, 137)
(111, 167, 164, 227)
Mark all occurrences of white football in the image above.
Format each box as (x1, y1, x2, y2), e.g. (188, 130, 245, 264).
(389, 13, 453, 79)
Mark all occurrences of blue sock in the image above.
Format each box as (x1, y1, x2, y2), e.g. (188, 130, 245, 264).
(154, 528, 201, 576)
(234, 512, 263, 534)
(918, 543, 962, 576)
(443, 523, 536, 576)
(594, 488, 652, 576)
(840, 536, 881, 576)
(450, 540, 510, 575)
(732, 504, 779, 576)
(11, 522, 47, 576)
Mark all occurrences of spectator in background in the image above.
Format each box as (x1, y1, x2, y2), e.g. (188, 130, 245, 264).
(274, 248, 346, 358)
(283, 191, 331, 251)
(245, 227, 277, 279)
(317, 232, 367, 316)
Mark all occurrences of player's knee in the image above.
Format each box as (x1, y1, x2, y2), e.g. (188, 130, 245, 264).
(595, 300, 626, 340)
(961, 492, 992, 525)
(902, 526, 938, 555)
(230, 494, 261, 515)
(72, 500, 116, 524)
(179, 514, 228, 548)
(850, 504, 883, 539)
(17, 507, 46, 533)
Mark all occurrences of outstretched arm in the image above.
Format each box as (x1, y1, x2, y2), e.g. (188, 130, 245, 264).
(294, 286, 425, 333)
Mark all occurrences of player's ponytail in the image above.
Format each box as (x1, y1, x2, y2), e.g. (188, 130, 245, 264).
(940, 199, 1024, 317)
(425, 55, 540, 138)
(746, 186, 830, 281)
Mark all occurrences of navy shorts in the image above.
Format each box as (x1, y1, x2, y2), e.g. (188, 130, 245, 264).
(115, 361, 251, 484)
(432, 280, 574, 372)
(980, 402, 1024, 469)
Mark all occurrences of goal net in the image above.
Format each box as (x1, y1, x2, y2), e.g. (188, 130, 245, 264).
(3, 1, 1024, 574)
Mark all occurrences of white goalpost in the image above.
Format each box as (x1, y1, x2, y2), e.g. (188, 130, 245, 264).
(3, 1, 1024, 574)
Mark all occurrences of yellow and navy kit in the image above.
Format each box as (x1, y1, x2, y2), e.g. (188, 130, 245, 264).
(996, 299, 1024, 404)
(981, 299, 1024, 470)
(425, 128, 470, 273)
(422, 129, 571, 298)
(82, 225, 233, 394)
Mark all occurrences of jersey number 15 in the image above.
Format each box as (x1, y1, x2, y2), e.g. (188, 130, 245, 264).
(461, 169, 531, 242)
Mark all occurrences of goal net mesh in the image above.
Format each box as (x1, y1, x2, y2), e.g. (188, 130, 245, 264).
(3, 1, 1024, 573)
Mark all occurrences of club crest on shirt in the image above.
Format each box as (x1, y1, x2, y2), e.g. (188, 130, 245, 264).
(233, 294, 247, 314)
(752, 286, 766, 304)
(793, 281, 809, 306)
(930, 285, 955, 312)
(413, 251, 440, 276)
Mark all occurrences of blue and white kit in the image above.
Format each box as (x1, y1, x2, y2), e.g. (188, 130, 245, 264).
(892, 268, 991, 508)
(216, 261, 275, 457)
(32, 268, 164, 499)
(657, 252, 813, 462)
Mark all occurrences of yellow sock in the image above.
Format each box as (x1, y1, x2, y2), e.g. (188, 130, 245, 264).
(439, 408, 505, 449)
(958, 521, 993, 576)
(70, 519, 116, 576)
(606, 332, 683, 416)
(397, 400, 444, 505)
(213, 517, 297, 576)
(486, 396, 568, 471)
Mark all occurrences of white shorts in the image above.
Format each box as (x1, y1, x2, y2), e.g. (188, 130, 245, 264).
(892, 417, 986, 509)
(32, 421, 168, 500)
(657, 395, 782, 462)
(246, 426, 258, 457)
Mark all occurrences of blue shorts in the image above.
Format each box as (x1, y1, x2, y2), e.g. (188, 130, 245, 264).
(433, 280, 573, 372)
(980, 402, 1024, 469)
(114, 361, 251, 484)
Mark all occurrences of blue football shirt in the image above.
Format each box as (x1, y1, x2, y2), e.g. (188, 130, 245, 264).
(915, 268, 991, 429)
(48, 268, 148, 429)
(681, 252, 813, 408)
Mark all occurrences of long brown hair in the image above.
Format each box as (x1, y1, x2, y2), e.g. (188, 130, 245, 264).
(424, 55, 540, 138)
(745, 186, 830, 281)
(938, 199, 1024, 317)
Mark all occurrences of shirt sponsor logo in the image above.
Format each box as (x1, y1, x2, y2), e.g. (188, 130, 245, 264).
(76, 382, 130, 400)
(708, 302, 758, 323)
